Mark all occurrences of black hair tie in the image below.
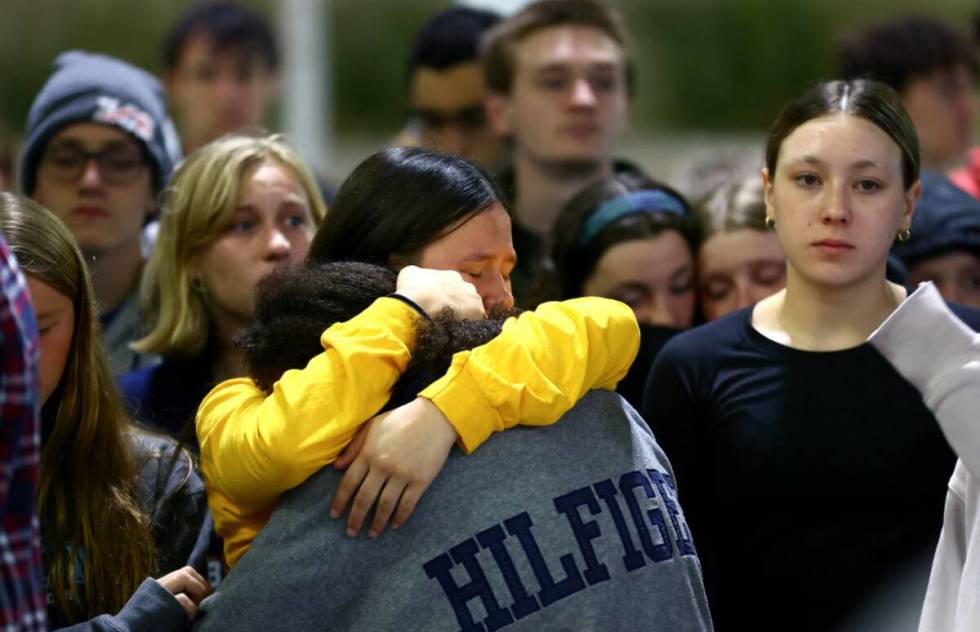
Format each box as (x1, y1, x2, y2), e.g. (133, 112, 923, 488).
(387, 293, 433, 322)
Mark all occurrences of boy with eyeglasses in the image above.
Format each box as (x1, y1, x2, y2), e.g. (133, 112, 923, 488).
(393, 6, 502, 169)
(19, 51, 181, 374)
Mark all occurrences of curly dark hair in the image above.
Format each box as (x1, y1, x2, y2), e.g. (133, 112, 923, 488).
(410, 303, 521, 377)
(837, 15, 978, 91)
(237, 262, 397, 392)
(238, 261, 521, 395)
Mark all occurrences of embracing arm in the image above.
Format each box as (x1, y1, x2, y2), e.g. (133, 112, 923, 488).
(330, 296, 640, 537)
(197, 297, 419, 509)
(197, 297, 419, 564)
(198, 297, 420, 509)
(198, 267, 486, 563)
(419, 296, 640, 452)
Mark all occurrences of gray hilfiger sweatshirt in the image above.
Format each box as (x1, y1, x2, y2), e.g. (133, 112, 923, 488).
(194, 390, 713, 631)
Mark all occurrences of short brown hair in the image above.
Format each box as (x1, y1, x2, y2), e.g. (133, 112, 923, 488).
(482, 0, 633, 96)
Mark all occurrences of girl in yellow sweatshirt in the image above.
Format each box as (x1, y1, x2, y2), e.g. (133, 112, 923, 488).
(197, 148, 642, 565)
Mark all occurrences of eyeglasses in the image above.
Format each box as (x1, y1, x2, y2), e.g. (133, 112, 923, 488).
(410, 105, 487, 132)
(40, 142, 147, 185)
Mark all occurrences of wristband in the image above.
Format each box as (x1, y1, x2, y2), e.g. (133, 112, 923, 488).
(387, 293, 432, 322)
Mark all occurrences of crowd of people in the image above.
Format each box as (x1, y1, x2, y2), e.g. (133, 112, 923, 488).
(0, 1, 978, 630)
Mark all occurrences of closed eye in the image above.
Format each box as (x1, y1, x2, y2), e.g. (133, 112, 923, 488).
(701, 279, 733, 301)
(609, 286, 648, 309)
(669, 280, 694, 296)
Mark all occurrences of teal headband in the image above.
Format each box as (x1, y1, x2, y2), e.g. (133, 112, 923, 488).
(577, 189, 687, 249)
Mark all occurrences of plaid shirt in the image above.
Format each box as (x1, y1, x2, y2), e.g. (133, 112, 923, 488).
(0, 233, 46, 631)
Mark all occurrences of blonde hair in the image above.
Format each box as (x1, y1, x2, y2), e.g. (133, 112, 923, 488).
(0, 192, 155, 621)
(135, 131, 327, 357)
(694, 174, 768, 244)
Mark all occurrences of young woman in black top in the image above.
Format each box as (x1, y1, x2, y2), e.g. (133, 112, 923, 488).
(643, 79, 980, 630)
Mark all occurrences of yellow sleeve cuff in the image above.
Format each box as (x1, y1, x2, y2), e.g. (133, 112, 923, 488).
(419, 354, 499, 454)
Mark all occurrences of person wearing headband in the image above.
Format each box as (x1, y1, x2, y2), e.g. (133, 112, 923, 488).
(539, 172, 695, 410)
(543, 171, 696, 330)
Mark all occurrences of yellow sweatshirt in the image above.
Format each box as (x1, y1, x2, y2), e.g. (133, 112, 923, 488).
(197, 295, 639, 566)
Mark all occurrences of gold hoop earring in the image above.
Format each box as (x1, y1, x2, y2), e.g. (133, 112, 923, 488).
(765, 216, 776, 230)
(897, 227, 911, 243)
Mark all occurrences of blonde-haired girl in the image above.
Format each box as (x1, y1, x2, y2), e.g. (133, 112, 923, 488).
(122, 131, 326, 440)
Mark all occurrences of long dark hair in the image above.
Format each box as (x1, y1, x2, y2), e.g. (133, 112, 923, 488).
(308, 147, 505, 265)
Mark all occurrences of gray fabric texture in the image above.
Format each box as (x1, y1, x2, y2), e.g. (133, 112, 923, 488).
(103, 289, 158, 376)
(45, 430, 209, 628)
(132, 430, 211, 577)
(195, 390, 712, 631)
(58, 578, 189, 632)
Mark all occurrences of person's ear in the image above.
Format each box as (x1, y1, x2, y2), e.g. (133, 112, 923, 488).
(261, 70, 281, 105)
(186, 257, 210, 296)
(902, 179, 921, 229)
(761, 168, 775, 219)
(162, 71, 180, 104)
(485, 92, 513, 138)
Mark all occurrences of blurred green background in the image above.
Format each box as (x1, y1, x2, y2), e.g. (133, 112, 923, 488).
(0, 0, 975, 180)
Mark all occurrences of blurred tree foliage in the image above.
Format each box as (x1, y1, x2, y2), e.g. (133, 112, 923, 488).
(0, 0, 974, 140)
(626, 0, 974, 131)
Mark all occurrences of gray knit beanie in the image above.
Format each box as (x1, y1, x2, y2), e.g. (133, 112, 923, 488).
(19, 50, 182, 195)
